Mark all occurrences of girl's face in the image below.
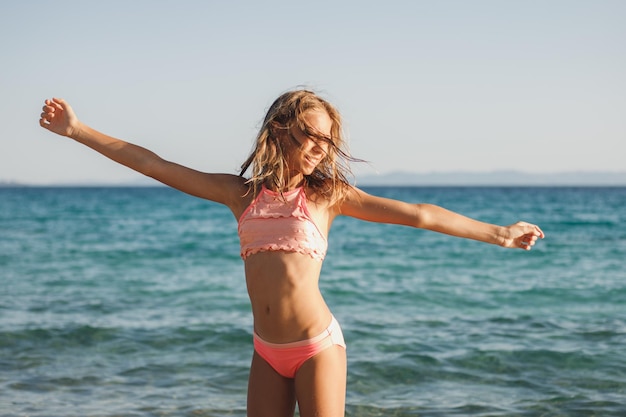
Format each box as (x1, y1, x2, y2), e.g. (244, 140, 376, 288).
(285, 109, 332, 176)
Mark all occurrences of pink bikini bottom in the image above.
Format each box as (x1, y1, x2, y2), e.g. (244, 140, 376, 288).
(253, 316, 346, 378)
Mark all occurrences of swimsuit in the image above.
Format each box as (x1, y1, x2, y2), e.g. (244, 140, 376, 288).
(253, 316, 346, 378)
(238, 185, 328, 260)
(238, 185, 344, 377)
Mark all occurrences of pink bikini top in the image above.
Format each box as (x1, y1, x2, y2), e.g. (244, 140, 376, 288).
(237, 185, 328, 261)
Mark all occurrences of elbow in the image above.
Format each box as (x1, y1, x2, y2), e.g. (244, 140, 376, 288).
(140, 159, 158, 178)
(137, 153, 166, 179)
(412, 204, 430, 229)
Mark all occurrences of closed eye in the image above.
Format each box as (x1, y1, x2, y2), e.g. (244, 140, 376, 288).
(288, 132, 329, 159)
(301, 125, 333, 146)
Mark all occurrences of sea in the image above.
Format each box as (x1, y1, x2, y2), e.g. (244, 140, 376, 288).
(1, 186, 624, 417)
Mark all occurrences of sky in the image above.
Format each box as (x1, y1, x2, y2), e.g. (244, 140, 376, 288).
(1, 0, 624, 185)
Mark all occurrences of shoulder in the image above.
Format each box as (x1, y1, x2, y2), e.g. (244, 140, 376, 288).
(338, 185, 369, 210)
(225, 175, 255, 217)
(305, 178, 354, 208)
(191, 173, 252, 216)
(198, 173, 249, 198)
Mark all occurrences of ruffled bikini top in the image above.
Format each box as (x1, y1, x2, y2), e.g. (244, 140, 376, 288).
(237, 185, 328, 261)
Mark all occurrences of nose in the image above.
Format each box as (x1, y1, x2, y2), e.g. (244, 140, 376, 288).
(311, 140, 328, 156)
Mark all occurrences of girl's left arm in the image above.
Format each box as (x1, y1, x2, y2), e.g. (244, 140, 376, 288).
(338, 187, 544, 250)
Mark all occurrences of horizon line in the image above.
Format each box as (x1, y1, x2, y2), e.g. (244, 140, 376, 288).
(2, 169, 626, 188)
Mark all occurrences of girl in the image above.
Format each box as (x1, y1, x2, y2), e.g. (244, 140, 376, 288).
(39, 90, 543, 417)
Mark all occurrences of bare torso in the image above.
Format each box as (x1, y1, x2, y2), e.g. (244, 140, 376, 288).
(244, 252, 331, 342)
(233, 183, 337, 344)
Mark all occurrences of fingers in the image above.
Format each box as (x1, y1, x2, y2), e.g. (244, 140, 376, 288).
(42, 98, 64, 113)
(42, 98, 63, 112)
(51, 97, 68, 111)
(535, 225, 545, 239)
(39, 108, 52, 126)
(520, 233, 539, 250)
(38, 97, 79, 137)
(39, 105, 55, 127)
(39, 97, 64, 126)
(512, 221, 544, 250)
(518, 221, 545, 238)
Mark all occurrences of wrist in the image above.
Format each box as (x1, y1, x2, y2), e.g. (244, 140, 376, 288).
(495, 225, 508, 247)
(69, 121, 87, 141)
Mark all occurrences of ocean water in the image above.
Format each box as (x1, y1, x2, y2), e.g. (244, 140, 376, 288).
(1, 186, 625, 417)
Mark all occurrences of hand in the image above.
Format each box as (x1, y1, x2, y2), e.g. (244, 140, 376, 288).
(502, 221, 544, 250)
(39, 97, 80, 138)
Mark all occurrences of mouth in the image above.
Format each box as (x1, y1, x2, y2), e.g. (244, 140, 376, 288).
(305, 156, 320, 167)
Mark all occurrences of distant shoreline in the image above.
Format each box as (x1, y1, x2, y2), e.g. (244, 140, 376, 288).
(2, 171, 626, 188)
(3, 183, 626, 189)
(356, 170, 626, 187)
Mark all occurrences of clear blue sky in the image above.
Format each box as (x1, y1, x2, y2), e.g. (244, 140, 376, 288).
(2, 0, 624, 184)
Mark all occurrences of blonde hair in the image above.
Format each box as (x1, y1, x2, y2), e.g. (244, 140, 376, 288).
(240, 89, 359, 204)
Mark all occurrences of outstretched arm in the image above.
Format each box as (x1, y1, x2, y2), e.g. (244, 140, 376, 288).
(39, 98, 247, 209)
(40, 98, 165, 178)
(339, 187, 544, 250)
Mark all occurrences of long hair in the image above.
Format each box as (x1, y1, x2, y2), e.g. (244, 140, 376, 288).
(240, 89, 360, 204)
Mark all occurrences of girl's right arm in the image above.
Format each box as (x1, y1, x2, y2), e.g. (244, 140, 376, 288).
(39, 98, 247, 208)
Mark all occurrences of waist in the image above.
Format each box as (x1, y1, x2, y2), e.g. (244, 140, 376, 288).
(254, 316, 341, 347)
(249, 296, 330, 343)
(244, 252, 327, 341)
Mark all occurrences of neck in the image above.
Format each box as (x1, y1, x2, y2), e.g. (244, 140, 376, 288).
(284, 174, 305, 191)
(263, 175, 305, 192)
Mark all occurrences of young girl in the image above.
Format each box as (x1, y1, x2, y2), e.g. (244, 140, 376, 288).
(39, 90, 543, 417)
